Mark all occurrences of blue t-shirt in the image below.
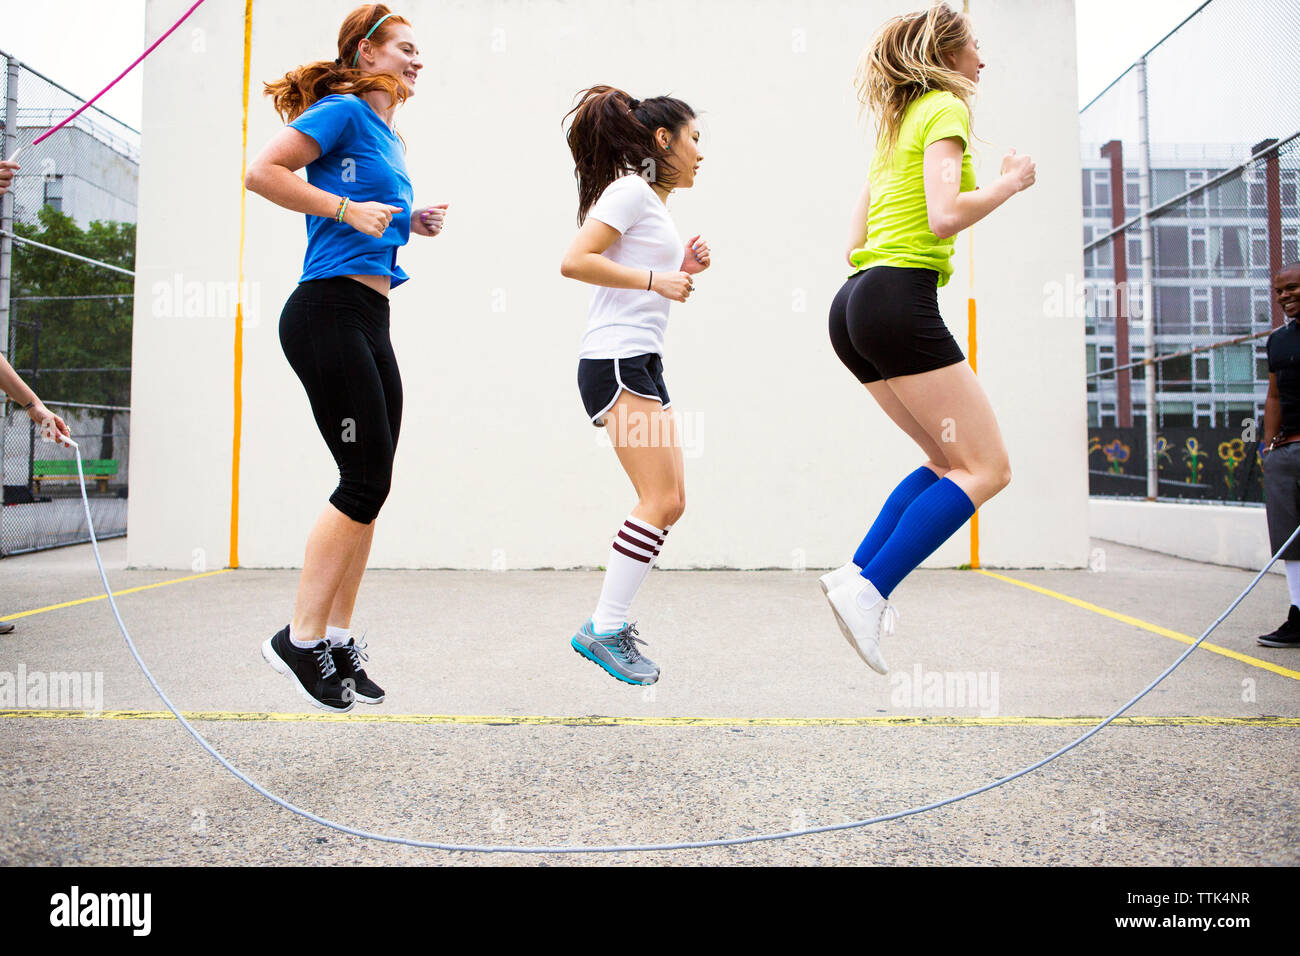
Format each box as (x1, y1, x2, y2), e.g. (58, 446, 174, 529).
(288, 94, 414, 287)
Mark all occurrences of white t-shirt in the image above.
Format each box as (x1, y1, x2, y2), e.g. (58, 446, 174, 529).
(578, 173, 684, 360)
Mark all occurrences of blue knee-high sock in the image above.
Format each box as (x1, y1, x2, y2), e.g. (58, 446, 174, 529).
(852, 465, 941, 568)
(860, 477, 975, 598)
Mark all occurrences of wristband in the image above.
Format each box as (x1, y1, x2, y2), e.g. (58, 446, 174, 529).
(647, 270, 653, 291)
(335, 196, 350, 223)
(23, 400, 36, 410)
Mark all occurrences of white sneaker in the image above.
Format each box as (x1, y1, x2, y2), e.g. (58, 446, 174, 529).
(818, 561, 861, 596)
(826, 576, 898, 675)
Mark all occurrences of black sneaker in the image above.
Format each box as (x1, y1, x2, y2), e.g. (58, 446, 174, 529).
(261, 625, 355, 712)
(1257, 605, 1300, 647)
(0, 620, 14, 635)
(331, 637, 385, 704)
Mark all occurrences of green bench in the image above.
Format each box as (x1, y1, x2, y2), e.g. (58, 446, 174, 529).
(32, 459, 120, 494)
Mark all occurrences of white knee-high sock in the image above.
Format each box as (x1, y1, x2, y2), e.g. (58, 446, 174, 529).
(1285, 561, 1300, 608)
(592, 516, 668, 634)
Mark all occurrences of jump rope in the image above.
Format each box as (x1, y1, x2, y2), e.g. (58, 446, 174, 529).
(20, 1, 1298, 855)
(45, 414, 1300, 855)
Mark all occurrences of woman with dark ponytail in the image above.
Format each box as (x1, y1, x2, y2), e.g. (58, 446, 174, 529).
(245, 4, 449, 712)
(560, 86, 710, 686)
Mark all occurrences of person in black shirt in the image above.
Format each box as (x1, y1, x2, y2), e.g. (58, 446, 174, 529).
(1259, 260, 1300, 646)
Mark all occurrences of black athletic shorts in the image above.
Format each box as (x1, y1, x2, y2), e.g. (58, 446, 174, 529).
(828, 265, 966, 383)
(577, 353, 672, 426)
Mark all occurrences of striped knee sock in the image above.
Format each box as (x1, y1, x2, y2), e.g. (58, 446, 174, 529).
(852, 465, 941, 568)
(592, 516, 668, 634)
(860, 477, 975, 598)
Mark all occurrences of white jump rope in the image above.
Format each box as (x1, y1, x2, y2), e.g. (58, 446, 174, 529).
(43, 420, 1296, 854)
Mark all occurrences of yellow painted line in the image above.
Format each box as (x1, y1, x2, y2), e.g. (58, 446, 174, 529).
(967, 294, 980, 570)
(230, 0, 253, 570)
(1, 710, 1297, 728)
(0, 568, 233, 621)
(976, 568, 1300, 681)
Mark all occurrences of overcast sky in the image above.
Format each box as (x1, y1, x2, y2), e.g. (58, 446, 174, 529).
(1, 0, 1210, 132)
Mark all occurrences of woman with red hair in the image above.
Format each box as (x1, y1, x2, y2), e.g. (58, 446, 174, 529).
(245, 5, 447, 712)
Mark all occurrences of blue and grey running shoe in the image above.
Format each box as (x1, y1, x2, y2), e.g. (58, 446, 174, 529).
(571, 620, 660, 685)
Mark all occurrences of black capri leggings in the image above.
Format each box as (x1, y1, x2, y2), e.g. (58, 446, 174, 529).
(279, 277, 403, 525)
(828, 265, 966, 384)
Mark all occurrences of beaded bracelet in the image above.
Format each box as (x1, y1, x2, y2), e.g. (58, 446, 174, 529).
(335, 196, 350, 222)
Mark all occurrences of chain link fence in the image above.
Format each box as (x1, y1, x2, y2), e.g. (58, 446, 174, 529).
(1, 401, 130, 556)
(1080, 0, 1300, 504)
(1, 49, 138, 555)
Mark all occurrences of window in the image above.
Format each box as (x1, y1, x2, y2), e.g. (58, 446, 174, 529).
(1098, 344, 1115, 373)
(1191, 287, 1211, 332)
(1125, 169, 1141, 214)
(1213, 345, 1254, 393)
(1186, 169, 1208, 217)
(1154, 169, 1186, 205)
(1189, 226, 1208, 274)
(1092, 168, 1111, 213)
(1247, 165, 1267, 210)
(1284, 226, 1298, 267)
(1157, 286, 1190, 333)
(1220, 287, 1251, 334)
(1093, 235, 1114, 273)
(1092, 284, 1117, 326)
(1162, 353, 1192, 391)
(1251, 288, 1272, 328)
(1214, 176, 1247, 216)
(1250, 227, 1269, 277)
(1283, 169, 1298, 209)
(42, 174, 62, 213)
(1128, 281, 1146, 326)
(1218, 226, 1247, 276)
(1160, 401, 1192, 428)
(1156, 225, 1189, 278)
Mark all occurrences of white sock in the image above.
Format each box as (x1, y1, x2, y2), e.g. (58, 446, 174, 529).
(325, 625, 351, 647)
(289, 623, 321, 649)
(1285, 561, 1300, 609)
(854, 576, 884, 611)
(592, 516, 668, 634)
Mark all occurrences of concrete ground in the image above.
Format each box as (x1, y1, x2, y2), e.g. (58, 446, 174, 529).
(1, 537, 1297, 866)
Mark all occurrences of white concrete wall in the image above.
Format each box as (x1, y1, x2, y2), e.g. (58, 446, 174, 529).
(1090, 497, 1282, 574)
(129, 0, 1088, 570)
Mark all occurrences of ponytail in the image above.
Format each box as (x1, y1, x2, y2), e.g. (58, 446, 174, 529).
(563, 85, 696, 225)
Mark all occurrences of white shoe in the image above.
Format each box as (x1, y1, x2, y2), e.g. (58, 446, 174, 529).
(818, 561, 861, 596)
(826, 577, 898, 675)
(821, 563, 868, 656)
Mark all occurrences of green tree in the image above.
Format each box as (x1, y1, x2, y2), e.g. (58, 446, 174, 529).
(8, 207, 134, 457)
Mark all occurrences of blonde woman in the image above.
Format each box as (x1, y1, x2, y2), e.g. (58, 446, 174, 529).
(820, 3, 1036, 673)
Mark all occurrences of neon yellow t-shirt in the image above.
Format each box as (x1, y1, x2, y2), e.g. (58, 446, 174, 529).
(848, 90, 976, 287)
